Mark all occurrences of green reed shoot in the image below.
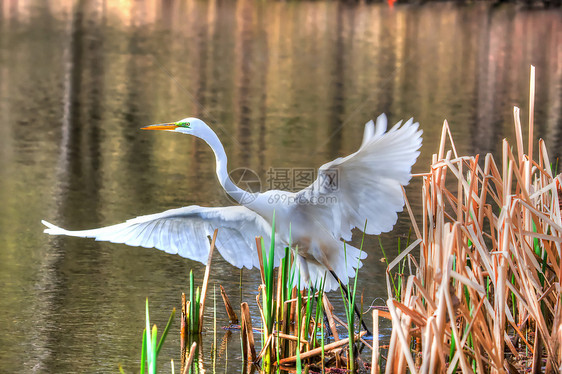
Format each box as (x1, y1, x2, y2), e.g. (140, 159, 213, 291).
(187, 270, 201, 335)
(339, 244, 358, 373)
(339, 226, 366, 373)
(260, 212, 277, 372)
(119, 299, 175, 374)
(378, 238, 398, 298)
(280, 245, 296, 318)
(274, 243, 296, 370)
(278, 244, 298, 363)
(303, 286, 314, 342)
(280, 246, 291, 313)
(320, 307, 325, 373)
(280, 246, 296, 322)
(379, 229, 412, 300)
(296, 273, 302, 374)
(310, 278, 325, 348)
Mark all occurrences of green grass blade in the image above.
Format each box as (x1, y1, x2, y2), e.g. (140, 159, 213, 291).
(379, 237, 398, 297)
(321, 312, 325, 372)
(449, 332, 458, 372)
(304, 286, 313, 340)
(189, 270, 195, 333)
(156, 307, 176, 355)
(145, 299, 152, 373)
(151, 325, 158, 374)
(140, 328, 147, 374)
(296, 273, 302, 374)
(312, 277, 325, 348)
(194, 287, 201, 334)
(281, 246, 290, 314)
(268, 213, 276, 318)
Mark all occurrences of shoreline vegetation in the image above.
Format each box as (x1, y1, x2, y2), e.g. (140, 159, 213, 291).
(350, 0, 561, 7)
(130, 66, 561, 373)
(378, 66, 561, 373)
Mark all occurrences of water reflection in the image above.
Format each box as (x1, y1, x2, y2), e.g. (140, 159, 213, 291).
(0, 1, 560, 372)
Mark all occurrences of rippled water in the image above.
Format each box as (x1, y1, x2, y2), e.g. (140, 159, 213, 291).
(0, 1, 560, 372)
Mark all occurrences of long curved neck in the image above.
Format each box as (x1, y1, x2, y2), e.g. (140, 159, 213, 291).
(198, 128, 256, 205)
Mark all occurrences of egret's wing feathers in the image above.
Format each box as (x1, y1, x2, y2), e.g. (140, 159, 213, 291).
(296, 114, 422, 241)
(359, 120, 375, 148)
(42, 205, 276, 269)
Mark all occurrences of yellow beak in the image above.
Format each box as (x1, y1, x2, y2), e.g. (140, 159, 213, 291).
(141, 123, 178, 131)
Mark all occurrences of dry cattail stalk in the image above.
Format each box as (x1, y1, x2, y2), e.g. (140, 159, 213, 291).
(379, 66, 561, 373)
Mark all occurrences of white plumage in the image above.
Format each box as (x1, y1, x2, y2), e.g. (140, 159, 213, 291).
(43, 114, 422, 291)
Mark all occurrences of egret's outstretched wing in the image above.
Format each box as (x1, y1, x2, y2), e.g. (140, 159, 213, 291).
(42, 205, 279, 269)
(295, 114, 422, 241)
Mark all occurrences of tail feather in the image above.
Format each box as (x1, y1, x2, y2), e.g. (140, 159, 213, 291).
(336, 242, 366, 287)
(42, 220, 69, 236)
(295, 241, 367, 292)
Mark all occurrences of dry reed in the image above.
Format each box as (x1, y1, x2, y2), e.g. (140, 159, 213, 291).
(378, 66, 561, 373)
(181, 66, 560, 374)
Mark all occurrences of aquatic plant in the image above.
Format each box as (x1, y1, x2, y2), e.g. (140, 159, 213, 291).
(374, 66, 562, 373)
(180, 229, 217, 371)
(119, 299, 176, 374)
(338, 231, 366, 373)
(256, 212, 277, 372)
(238, 217, 369, 373)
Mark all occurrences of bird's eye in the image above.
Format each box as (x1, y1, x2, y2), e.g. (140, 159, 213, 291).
(176, 121, 191, 128)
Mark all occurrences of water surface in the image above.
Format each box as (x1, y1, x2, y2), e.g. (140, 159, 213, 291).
(0, 1, 561, 372)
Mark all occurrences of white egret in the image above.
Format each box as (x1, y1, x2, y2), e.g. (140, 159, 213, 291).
(42, 114, 422, 292)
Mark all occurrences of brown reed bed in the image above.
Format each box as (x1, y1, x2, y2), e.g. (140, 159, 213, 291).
(180, 66, 561, 373)
(379, 66, 561, 373)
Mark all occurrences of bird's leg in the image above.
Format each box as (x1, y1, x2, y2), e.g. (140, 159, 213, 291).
(323, 313, 333, 338)
(330, 270, 371, 336)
